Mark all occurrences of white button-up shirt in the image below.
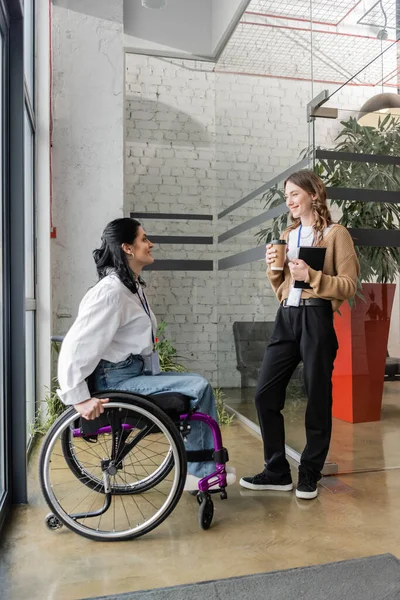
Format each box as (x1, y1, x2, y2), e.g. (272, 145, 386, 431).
(57, 274, 157, 406)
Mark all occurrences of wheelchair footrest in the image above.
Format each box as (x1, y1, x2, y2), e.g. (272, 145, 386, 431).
(186, 447, 229, 464)
(213, 447, 229, 464)
(186, 449, 214, 463)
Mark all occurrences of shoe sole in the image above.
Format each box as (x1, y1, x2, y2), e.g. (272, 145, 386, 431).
(295, 489, 318, 499)
(239, 478, 293, 491)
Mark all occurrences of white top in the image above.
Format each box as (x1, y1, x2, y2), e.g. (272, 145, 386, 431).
(57, 273, 157, 406)
(286, 225, 332, 306)
(287, 225, 315, 259)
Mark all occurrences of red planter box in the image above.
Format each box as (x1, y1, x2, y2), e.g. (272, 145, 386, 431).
(332, 283, 396, 423)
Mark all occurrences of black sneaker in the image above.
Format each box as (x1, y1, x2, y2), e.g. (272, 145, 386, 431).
(240, 470, 293, 491)
(296, 472, 318, 499)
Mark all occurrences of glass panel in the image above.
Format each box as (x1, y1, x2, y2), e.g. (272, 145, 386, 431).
(216, 182, 310, 438)
(215, 1, 313, 462)
(312, 106, 400, 473)
(215, 0, 400, 478)
(25, 311, 36, 442)
(24, 110, 35, 299)
(23, 0, 34, 101)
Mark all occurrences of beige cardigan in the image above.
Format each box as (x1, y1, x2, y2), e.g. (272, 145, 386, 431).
(267, 224, 360, 312)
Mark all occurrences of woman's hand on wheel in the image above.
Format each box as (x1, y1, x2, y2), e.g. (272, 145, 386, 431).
(74, 397, 110, 420)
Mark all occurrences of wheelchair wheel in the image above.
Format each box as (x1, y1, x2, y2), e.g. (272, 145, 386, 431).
(198, 493, 214, 530)
(61, 417, 174, 495)
(39, 392, 187, 542)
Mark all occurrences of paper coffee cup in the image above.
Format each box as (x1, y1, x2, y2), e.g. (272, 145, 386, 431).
(269, 239, 287, 270)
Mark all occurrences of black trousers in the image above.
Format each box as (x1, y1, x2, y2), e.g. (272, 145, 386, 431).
(255, 304, 338, 480)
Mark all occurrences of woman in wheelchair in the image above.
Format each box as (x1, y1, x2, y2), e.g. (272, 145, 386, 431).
(42, 217, 234, 540)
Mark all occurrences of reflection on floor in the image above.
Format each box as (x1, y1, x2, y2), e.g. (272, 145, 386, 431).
(3, 424, 400, 599)
(223, 381, 400, 473)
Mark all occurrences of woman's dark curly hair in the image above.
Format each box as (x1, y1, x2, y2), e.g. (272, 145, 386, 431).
(92, 218, 145, 294)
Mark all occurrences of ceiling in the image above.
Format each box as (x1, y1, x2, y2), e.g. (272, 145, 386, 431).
(123, 0, 251, 60)
(214, 0, 399, 87)
(54, 0, 399, 87)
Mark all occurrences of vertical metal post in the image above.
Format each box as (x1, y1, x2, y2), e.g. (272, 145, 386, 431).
(9, 7, 27, 504)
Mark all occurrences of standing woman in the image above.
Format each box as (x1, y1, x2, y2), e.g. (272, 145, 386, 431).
(240, 170, 359, 499)
(57, 218, 235, 491)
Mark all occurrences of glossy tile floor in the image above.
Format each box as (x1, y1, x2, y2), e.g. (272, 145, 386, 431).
(224, 381, 400, 473)
(2, 421, 400, 600)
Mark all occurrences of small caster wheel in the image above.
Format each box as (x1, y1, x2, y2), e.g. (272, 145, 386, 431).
(198, 494, 214, 530)
(45, 513, 63, 531)
(195, 492, 202, 506)
(220, 489, 227, 500)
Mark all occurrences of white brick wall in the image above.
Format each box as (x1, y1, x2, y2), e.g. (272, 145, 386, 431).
(125, 55, 218, 383)
(124, 53, 395, 387)
(53, 2, 124, 338)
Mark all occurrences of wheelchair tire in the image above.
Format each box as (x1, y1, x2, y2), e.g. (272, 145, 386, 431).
(198, 493, 214, 530)
(39, 392, 187, 542)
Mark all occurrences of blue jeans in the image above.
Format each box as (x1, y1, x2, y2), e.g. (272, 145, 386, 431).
(91, 355, 218, 478)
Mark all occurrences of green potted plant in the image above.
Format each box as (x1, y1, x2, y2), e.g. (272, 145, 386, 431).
(257, 115, 400, 423)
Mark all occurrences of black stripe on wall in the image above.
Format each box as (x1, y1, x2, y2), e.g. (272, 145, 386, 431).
(144, 260, 213, 271)
(150, 236, 213, 245)
(218, 246, 265, 270)
(349, 228, 400, 247)
(327, 187, 400, 203)
(317, 150, 400, 166)
(130, 212, 213, 221)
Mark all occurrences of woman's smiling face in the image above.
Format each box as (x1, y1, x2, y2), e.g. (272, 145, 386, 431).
(284, 181, 314, 221)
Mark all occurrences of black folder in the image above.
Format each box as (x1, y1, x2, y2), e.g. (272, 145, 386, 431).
(294, 247, 326, 289)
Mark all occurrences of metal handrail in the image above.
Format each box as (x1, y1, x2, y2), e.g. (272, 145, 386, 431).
(217, 158, 308, 220)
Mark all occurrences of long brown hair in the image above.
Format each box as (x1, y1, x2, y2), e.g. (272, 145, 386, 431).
(284, 170, 332, 245)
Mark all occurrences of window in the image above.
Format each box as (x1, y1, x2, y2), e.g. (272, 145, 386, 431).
(0, 28, 5, 512)
(1, 0, 36, 529)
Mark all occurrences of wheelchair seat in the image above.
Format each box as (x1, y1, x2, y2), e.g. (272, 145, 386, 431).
(79, 391, 192, 436)
(86, 368, 192, 416)
(149, 392, 191, 415)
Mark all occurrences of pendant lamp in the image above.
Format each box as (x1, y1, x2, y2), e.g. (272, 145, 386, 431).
(358, 93, 400, 127)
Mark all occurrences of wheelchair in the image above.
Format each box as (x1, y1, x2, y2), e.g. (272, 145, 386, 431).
(39, 339, 230, 542)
